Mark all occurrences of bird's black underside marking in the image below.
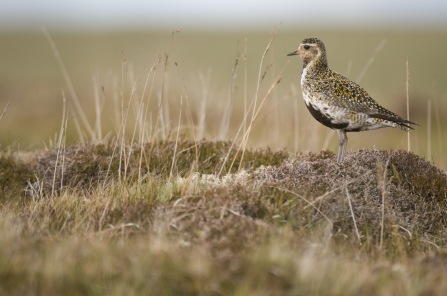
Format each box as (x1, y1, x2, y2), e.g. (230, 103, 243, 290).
(346, 127, 363, 132)
(305, 103, 349, 130)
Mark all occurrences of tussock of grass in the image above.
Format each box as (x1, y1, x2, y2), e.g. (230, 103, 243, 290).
(32, 140, 288, 195)
(255, 148, 447, 245)
(1, 142, 447, 295)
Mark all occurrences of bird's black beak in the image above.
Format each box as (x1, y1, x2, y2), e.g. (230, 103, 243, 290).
(287, 50, 300, 56)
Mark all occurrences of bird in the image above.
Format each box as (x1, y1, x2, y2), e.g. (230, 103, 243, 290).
(287, 37, 417, 162)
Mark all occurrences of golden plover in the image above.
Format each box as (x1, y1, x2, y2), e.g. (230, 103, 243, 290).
(287, 37, 416, 162)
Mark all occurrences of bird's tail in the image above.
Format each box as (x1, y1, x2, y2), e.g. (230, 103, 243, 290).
(369, 113, 417, 131)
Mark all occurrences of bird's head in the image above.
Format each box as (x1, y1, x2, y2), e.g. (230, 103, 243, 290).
(287, 37, 327, 68)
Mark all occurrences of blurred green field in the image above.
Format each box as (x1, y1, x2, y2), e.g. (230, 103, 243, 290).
(2, 28, 447, 295)
(0, 28, 446, 167)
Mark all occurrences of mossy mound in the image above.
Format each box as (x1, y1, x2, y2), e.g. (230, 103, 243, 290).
(34, 140, 288, 194)
(255, 149, 447, 244)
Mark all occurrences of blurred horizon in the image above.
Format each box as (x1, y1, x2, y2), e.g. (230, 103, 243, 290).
(2, 0, 447, 32)
(1, 1, 447, 168)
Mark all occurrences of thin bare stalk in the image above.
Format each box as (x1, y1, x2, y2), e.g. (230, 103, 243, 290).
(160, 31, 180, 139)
(345, 59, 352, 77)
(380, 157, 391, 249)
(102, 139, 120, 188)
(235, 62, 287, 172)
(41, 27, 95, 139)
(112, 77, 121, 131)
(197, 68, 212, 141)
(130, 59, 158, 149)
(356, 38, 387, 83)
(98, 199, 111, 232)
(345, 187, 361, 244)
(60, 103, 69, 191)
(138, 57, 162, 180)
(303, 173, 370, 209)
(102, 72, 126, 188)
(0, 96, 12, 121)
(92, 75, 103, 142)
(70, 108, 85, 144)
(182, 86, 199, 171)
(169, 89, 183, 181)
(269, 42, 280, 143)
(121, 81, 139, 180)
(216, 61, 287, 177)
(431, 83, 443, 165)
(217, 90, 258, 177)
(427, 99, 431, 161)
(243, 25, 281, 152)
(51, 91, 68, 197)
(121, 51, 126, 99)
(243, 38, 248, 139)
(277, 187, 333, 228)
(219, 46, 239, 139)
(156, 92, 166, 140)
(288, 83, 299, 148)
(101, 86, 120, 140)
(322, 130, 335, 150)
(293, 99, 299, 152)
(406, 57, 411, 152)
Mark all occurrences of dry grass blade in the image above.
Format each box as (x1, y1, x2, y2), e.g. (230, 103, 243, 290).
(92, 75, 103, 142)
(169, 88, 183, 180)
(238, 25, 282, 163)
(51, 91, 68, 197)
(303, 174, 369, 209)
(182, 86, 199, 171)
(406, 56, 411, 152)
(243, 38, 248, 139)
(217, 28, 286, 177)
(250, 26, 281, 124)
(276, 187, 333, 228)
(345, 187, 361, 243)
(233, 62, 288, 173)
(216, 93, 258, 177)
(379, 157, 391, 249)
(0, 95, 12, 121)
(41, 27, 95, 139)
(431, 83, 443, 165)
(219, 44, 239, 140)
(355, 38, 387, 83)
(427, 99, 431, 161)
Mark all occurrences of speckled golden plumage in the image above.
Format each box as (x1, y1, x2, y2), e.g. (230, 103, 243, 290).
(288, 37, 416, 162)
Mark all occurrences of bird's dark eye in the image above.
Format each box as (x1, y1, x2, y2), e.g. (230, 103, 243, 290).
(303, 45, 310, 50)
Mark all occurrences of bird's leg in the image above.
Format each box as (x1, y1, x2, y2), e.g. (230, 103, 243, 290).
(336, 129, 348, 163)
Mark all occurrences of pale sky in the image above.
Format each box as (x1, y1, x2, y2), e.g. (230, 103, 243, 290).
(2, 0, 447, 31)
